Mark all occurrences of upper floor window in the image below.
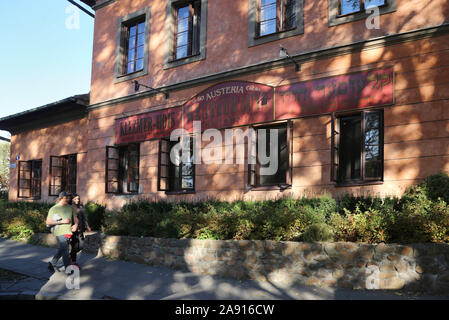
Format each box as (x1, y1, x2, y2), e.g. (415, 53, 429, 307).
(340, 0, 385, 15)
(248, 0, 303, 47)
(114, 7, 151, 83)
(258, 0, 296, 37)
(125, 20, 146, 74)
(164, 0, 207, 69)
(328, 0, 395, 26)
(174, 1, 201, 60)
(18, 160, 42, 200)
(331, 110, 383, 185)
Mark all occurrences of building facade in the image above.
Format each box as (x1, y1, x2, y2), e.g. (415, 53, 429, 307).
(1, 0, 449, 209)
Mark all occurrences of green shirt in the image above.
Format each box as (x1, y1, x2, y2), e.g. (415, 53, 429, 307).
(47, 203, 76, 237)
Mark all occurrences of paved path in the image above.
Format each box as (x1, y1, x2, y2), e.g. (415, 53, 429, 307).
(0, 238, 448, 300)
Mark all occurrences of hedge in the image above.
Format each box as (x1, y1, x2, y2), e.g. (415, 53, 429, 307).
(1, 172, 449, 243)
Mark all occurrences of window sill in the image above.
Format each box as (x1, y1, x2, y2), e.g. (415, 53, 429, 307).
(249, 26, 303, 47)
(169, 53, 201, 63)
(114, 69, 148, 84)
(107, 193, 140, 196)
(249, 184, 292, 191)
(163, 52, 205, 69)
(334, 180, 383, 187)
(255, 28, 297, 40)
(165, 190, 196, 195)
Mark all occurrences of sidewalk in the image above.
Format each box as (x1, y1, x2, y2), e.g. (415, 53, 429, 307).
(0, 238, 448, 300)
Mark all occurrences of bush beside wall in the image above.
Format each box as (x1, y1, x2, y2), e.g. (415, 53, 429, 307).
(1, 173, 449, 244)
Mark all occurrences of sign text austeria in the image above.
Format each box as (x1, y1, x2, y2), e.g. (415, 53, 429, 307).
(183, 82, 274, 132)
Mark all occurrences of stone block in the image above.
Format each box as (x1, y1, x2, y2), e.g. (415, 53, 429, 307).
(316, 269, 332, 279)
(396, 245, 413, 257)
(282, 241, 299, 255)
(379, 271, 398, 279)
(380, 262, 396, 272)
(332, 270, 344, 279)
(374, 243, 395, 257)
(305, 277, 320, 286)
(394, 261, 409, 273)
(387, 254, 401, 262)
(379, 278, 405, 290)
(322, 279, 337, 287)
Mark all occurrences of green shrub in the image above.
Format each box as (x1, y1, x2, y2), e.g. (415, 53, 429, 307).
(5, 223, 34, 241)
(302, 223, 334, 242)
(83, 202, 106, 231)
(2, 173, 449, 244)
(154, 218, 180, 239)
(424, 172, 449, 203)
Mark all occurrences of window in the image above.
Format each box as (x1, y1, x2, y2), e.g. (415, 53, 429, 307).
(49, 154, 77, 196)
(340, 0, 385, 15)
(106, 144, 140, 194)
(258, 0, 296, 37)
(114, 7, 150, 82)
(328, 0, 396, 26)
(248, 122, 292, 188)
(331, 110, 383, 184)
(158, 137, 195, 193)
(18, 160, 42, 199)
(125, 20, 146, 74)
(164, 0, 207, 69)
(174, 1, 201, 60)
(248, 0, 303, 47)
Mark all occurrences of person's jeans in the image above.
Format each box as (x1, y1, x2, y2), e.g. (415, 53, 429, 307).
(50, 235, 71, 268)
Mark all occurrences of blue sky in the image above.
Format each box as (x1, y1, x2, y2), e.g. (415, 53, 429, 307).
(0, 1, 94, 138)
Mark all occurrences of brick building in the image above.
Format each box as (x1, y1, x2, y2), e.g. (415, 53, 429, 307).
(1, 0, 448, 209)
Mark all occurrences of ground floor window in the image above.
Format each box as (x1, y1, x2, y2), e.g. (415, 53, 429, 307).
(332, 110, 383, 184)
(248, 121, 293, 188)
(18, 160, 42, 199)
(49, 154, 77, 196)
(158, 137, 195, 193)
(106, 144, 140, 194)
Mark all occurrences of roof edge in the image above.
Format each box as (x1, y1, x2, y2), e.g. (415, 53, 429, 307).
(0, 93, 89, 123)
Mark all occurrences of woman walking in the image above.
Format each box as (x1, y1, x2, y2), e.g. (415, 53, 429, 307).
(70, 194, 91, 269)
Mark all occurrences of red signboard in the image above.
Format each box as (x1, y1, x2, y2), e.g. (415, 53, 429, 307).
(115, 106, 182, 144)
(115, 69, 394, 144)
(275, 67, 394, 120)
(183, 81, 274, 132)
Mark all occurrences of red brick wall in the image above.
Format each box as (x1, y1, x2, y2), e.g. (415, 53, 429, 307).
(89, 0, 449, 104)
(80, 30, 449, 208)
(9, 118, 88, 203)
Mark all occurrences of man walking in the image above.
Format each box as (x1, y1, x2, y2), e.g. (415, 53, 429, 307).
(46, 191, 78, 273)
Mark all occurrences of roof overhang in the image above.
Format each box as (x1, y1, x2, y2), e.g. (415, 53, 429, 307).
(0, 94, 89, 135)
(80, 0, 96, 7)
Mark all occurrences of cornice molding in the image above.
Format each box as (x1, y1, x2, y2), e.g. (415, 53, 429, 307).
(92, 0, 116, 11)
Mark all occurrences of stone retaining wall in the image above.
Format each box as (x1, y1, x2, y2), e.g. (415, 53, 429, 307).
(31, 233, 449, 293)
